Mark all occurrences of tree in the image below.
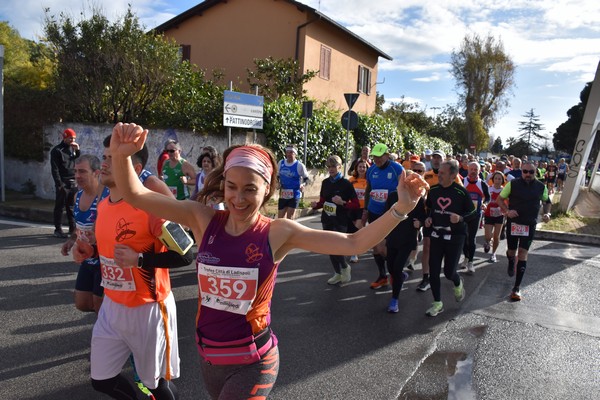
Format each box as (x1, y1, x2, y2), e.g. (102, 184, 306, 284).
(43, 6, 181, 123)
(145, 63, 226, 133)
(491, 136, 503, 154)
(246, 57, 317, 102)
(517, 108, 546, 154)
(450, 33, 515, 150)
(553, 82, 591, 153)
(1, 22, 57, 161)
(504, 136, 529, 157)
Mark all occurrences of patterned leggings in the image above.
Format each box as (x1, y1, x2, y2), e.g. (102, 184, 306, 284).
(201, 346, 279, 400)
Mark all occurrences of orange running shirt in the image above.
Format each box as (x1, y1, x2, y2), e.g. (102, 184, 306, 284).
(96, 198, 171, 307)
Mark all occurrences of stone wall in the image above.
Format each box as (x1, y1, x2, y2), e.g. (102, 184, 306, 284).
(5, 123, 327, 200)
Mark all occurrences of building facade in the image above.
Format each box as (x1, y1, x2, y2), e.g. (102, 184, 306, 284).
(153, 0, 392, 114)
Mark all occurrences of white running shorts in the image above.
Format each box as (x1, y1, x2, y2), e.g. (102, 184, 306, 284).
(90, 292, 180, 389)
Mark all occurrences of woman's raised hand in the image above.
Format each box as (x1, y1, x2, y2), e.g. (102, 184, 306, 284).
(110, 122, 149, 157)
(394, 170, 429, 215)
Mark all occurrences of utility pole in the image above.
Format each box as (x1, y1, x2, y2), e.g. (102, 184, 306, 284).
(0, 45, 5, 202)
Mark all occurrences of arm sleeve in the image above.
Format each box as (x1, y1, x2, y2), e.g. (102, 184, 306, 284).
(298, 162, 310, 180)
(483, 182, 490, 203)
(499, 181, 512, 199)
(462, 190, 478, 223)
(142, 248, 193, 269)
(345, 197, 360, 210)
(541, 186, 550, 203)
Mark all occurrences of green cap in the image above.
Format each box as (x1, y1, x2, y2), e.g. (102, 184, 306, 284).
(370, 143, 389, 157)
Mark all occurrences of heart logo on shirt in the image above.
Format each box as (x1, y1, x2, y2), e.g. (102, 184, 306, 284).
(437, 197, 451, 211)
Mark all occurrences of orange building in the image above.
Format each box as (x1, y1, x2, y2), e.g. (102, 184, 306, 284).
(153, 0, 392, 114)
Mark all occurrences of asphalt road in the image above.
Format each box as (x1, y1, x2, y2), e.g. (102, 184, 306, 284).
(1, 215, 599, 400)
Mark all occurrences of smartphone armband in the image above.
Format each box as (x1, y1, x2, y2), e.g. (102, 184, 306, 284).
(159, 221, 194, 255)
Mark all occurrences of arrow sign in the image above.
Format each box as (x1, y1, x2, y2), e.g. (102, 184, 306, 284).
(344, 93, 360, 110)
(223, 90, 264, 129)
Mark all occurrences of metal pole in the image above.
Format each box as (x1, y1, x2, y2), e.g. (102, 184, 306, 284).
(254, 85, 258, 143)
(303, 118, 309, 167)
(228, 81, 233, 147)
(344, 124, 350, 176)
(0, 45, 5, 202)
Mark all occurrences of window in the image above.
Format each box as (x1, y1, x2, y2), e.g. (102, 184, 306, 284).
(319, 45, 331, 80)
(179, 45, 191, 62)
(357, 65, 371, 95)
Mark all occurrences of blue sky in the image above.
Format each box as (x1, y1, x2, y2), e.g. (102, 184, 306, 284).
(1, 0, 599, 148)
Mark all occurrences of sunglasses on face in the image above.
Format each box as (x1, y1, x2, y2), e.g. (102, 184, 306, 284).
(167, 149, 177, 153)
(522, 169, 535, 174)
(412, 169, 424, 173)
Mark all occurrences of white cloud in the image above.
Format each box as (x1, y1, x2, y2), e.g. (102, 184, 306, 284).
(413, 73, 442, 82)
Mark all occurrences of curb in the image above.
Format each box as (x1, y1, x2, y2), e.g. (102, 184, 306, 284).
(0, 205, 54, 224)
(536, 228, 600, 247)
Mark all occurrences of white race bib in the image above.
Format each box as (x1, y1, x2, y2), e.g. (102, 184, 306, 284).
(490, 207, 503, 217)
(100, 256, 136, 291)
(354, 188, 365, 201)
(198, 263, 259, 315)
(281, 189, 294, 199)
(510, 223, 530, 237)
(370, 189, 388, 203)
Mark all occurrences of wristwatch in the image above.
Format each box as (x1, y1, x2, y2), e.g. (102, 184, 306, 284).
(137, 253, 144, 268)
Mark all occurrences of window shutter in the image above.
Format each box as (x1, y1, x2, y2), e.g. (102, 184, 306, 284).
(181, 45, 191, 62)
(319, 45, 331, 80)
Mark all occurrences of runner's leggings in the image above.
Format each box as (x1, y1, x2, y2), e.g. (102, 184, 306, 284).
(201, 346, 279, 400)
(462, 213, 481, 261)
(386, 244, 412, 299)
(429, 235, 465, 302)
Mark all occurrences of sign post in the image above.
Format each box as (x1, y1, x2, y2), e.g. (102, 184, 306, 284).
(0, 45, 4, 202)
(223, 88, 264, 147)
(342, 93, 360, 176)
(302, 101, 313, 166)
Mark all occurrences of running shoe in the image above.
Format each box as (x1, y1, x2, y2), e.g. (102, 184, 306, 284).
(489, 254, 497, 263)
(459, 258, 468, 270)
(416, 277, 430, 292)
(387, 298, 399, 313)
(53, 230, 67, 238)
(406, 263, 415, 271)
(510, 289, 522, 301)
(136, 382, 155, 398)
(327, 273, 342, 285)
(341, 266, 351, 283)
(370, 277, 389, 289)
(466, 262, 475, 275)
(426, 301, 444, 317)
(349, 255, 359, 263)
(454, 278, 465, 302)
(483, 241, 491, 253)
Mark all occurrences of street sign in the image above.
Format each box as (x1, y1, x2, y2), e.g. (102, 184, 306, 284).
(341, 110, 358, 130)
(223, 90, 264, 129)
(344, 93, 360, 110)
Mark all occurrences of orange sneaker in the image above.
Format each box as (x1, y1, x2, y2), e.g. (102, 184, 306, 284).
(370, 277, 389, 290)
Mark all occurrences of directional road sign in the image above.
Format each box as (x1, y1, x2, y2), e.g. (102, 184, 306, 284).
(223, 90, 264, 129)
